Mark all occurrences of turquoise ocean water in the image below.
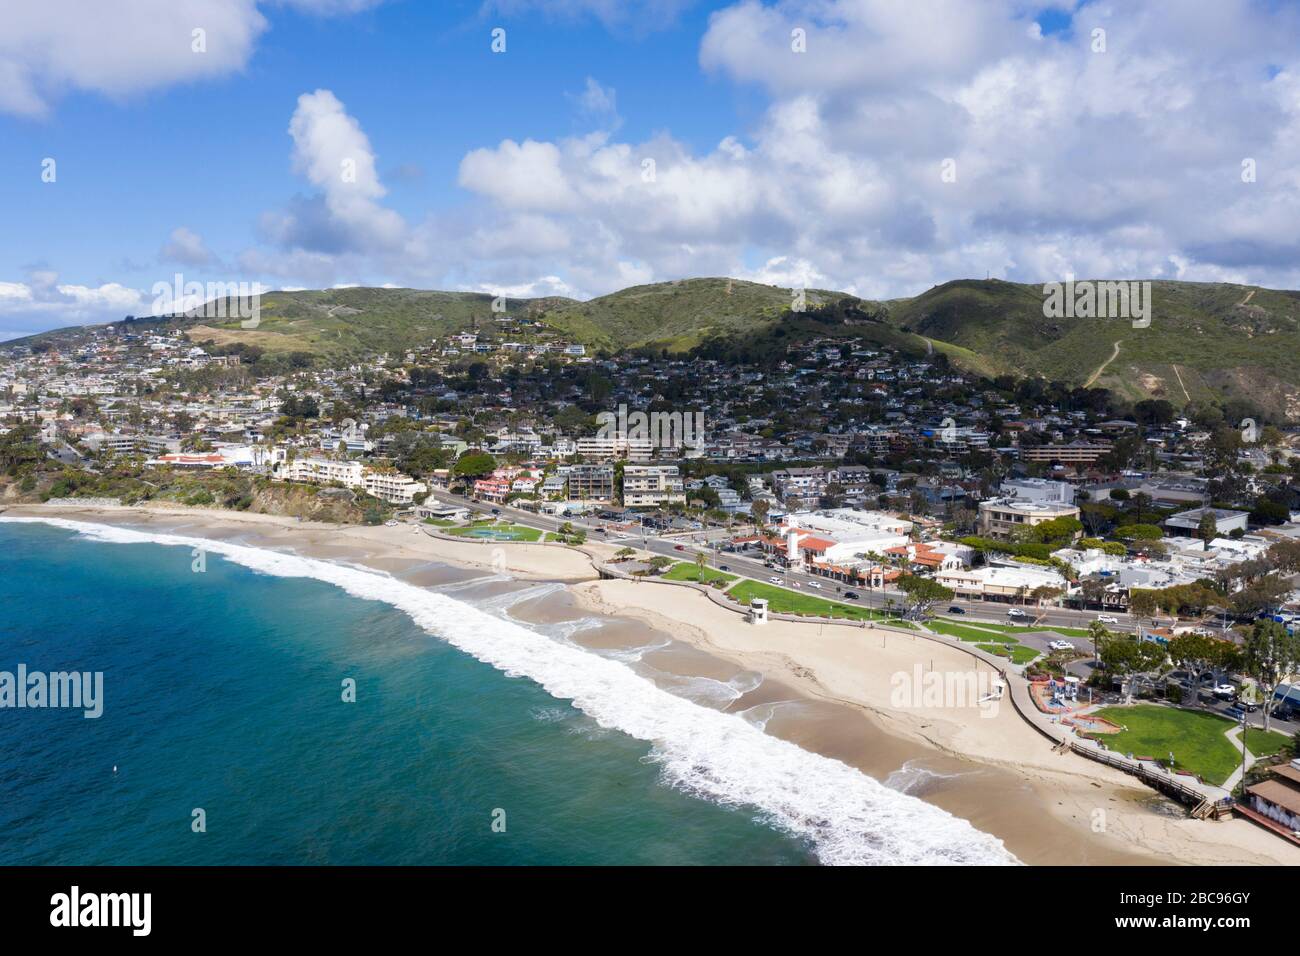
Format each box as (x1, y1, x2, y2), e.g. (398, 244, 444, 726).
(0, 519, 1016, 865)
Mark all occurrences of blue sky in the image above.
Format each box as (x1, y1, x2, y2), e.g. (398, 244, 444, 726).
(4, 0, 1300, 339)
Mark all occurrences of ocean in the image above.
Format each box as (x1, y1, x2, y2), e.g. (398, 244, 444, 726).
(0, 518, 1017, 865)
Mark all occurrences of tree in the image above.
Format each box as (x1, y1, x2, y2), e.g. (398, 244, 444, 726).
(1100, 636, 1166, 703)
(1128, 588, 1158, 624)
(1230, 575, 1290, 619)
(896, 574, 954, 620)
(1087, 620, 1111, 664)
(1243, 620, 1300, 732)
(453, 451, 496, 483)
(1197, 511, 1218, 543)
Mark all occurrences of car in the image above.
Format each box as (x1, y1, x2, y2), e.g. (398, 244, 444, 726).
(718, 565, 730, 572)
(1213, 684, 1237, 699)
(674, 545, 686, 551)
(1007, 608, 1029, 620)
(1048, 640, 1075, 652)
(491, 508, 501, 515)
(947, 606, 965, 615)
(1097, 615, 1120, 625)
(844, 591, 860, 600)
(808, 581, 822, 589)
(1224, 706, 1245, 720)
(385, 520, 398, 527)
(769, 576, 782, 585)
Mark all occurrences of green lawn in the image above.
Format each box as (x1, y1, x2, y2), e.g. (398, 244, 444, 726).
(726, 579, 912, 626)
(974, 642, 1040, 665)
(940, 617, 1092, 639)
(662, 562, 737, 585)
(422, 517, 456, 527)
(930, 620, 1013, 642)
(1090, 705, 1240, 785)
(1244, 728, 1294, 759)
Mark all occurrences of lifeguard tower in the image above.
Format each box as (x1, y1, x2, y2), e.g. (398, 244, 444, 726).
(748, 598, 769, 625)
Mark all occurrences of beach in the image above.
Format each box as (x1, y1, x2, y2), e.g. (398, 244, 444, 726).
(10, 500, 1300, 866)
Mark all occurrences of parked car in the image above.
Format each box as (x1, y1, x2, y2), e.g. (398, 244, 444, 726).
(1213, 684, 1237, 699)
(1097, 615, 1120, 625)
(1048, 640, 1075, 652)
(1224, 705, 1245, 720)
(947, 606, 965, 615)
(718, 565, 730, 572)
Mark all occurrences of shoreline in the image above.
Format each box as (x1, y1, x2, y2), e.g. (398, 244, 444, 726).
(8, 501, 1300, 866)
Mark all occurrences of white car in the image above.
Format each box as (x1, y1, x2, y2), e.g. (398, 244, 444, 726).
(1213, 684, 1237, 698)
(769, 577, 782, 585)
(1097, 615, 1119, 625)
(1007, 609, 1029, 620)
(1048, 640, 1075, 652)
(808, 581, 822, 589)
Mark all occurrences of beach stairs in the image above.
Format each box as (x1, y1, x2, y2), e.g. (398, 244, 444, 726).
(1052, 737, 1072, 755)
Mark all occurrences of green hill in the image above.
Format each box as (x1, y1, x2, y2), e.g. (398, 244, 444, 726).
(538, 277, 845, 351)
(10, 275, 1300, 420)
(888, 278, 1300, 419)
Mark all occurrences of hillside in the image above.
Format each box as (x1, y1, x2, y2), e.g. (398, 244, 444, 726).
(9, 275, 1300, 420)
(889, 279, 1300, 420)
(537, 277, 846, 351)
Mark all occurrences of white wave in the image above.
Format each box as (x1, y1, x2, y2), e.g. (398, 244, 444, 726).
(590, 635, 673, 664)
(431, 572, 513, 593)
(735, 700, 794, 731)
(884, 759, 975, 796)
(3, 516, 1018, 866)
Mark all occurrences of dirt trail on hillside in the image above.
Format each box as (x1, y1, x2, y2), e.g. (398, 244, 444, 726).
(1085, 340, 1121, 387)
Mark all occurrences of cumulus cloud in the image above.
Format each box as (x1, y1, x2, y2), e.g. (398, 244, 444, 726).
(443, 0, 1300, 297)
(0, 0, 385, 118)
(0, 270, 145, 334)
(161, 227, 217, 267)
(52, 0, 1300, 315)
(279, 89, 407, 251)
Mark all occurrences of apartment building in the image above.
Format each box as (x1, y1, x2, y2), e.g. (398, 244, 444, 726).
(280, 457, 426, 504)
(574, 435, 654, 461)
(1019, 442, 1111, 465)
(770, 466, 826, 510)
(977, 498, 1081, 540)
(566, 464, 615, 502)
(622, 464, 686, 508)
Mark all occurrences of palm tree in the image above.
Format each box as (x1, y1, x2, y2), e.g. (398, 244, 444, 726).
(1087, 620, 1110, 666)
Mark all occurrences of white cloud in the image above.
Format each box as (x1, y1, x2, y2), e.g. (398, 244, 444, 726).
(283, 89, 407, 250)
(161, 227, 217, 266)
(0, 0, 385, 118)
(181, 1, 1300, 305)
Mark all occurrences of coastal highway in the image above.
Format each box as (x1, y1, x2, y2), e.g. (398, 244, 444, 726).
(418, 489, 1143, 636)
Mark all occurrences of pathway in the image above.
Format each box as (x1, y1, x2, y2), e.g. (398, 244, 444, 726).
(1084, 340, 1121, 387)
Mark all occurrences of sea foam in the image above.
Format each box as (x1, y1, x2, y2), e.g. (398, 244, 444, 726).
(3, 517, 1019, 866)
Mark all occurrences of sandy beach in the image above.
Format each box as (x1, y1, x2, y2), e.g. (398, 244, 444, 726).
(10, 500, 1300, 866)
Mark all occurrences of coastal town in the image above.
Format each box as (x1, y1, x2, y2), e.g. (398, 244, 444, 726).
(4, 308, 1300, 853)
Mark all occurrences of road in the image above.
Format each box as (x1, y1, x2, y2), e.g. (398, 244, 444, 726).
(420, 488, 1143, 635)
